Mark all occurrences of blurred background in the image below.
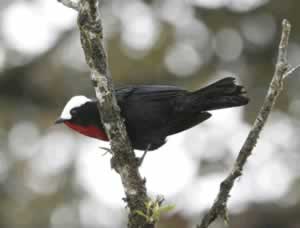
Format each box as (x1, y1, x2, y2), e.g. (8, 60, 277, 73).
(0, 0, 300, 227)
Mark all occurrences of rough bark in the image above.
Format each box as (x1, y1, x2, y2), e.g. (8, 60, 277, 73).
(58, 0, 154, 227)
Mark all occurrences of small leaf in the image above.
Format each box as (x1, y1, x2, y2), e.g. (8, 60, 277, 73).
(134, 210, 148, 220)
(158, 204, 176, 213)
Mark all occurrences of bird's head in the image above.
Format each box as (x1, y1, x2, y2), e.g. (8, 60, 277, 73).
(55, 95, 92, 124)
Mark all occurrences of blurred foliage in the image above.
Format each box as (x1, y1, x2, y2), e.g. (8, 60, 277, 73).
(0, 0, 300, 228)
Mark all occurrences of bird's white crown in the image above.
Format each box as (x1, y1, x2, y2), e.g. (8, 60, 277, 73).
(60, 95, 91, 120)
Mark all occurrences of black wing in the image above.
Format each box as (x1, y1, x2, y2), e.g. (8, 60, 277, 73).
(114, 85, 188, 149)
(116, 85, 186, 102)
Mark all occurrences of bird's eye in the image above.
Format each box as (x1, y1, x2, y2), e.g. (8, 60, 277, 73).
(70, 109, 77, 116)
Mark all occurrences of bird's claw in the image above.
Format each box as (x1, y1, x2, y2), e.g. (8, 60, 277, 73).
(99, 146, 112, 156)
(136, 144, 151, 166)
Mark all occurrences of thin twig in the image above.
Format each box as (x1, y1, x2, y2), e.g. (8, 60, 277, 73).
(59, 0, 154, 227)
(58, 0, 79, 10)
(284, 64, 300, 79)
(198, 19, 296, 228)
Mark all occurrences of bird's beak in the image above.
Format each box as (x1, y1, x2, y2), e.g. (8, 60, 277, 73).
(55, 118, 67, 124)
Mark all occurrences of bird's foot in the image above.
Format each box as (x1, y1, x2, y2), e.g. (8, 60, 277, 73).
(99, 146, 112, 156)
(137, 144, 151, 167)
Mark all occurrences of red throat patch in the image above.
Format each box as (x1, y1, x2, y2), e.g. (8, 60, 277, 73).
(64, 122, 109, 141)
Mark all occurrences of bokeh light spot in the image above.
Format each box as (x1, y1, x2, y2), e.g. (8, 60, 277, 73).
(214, 28, 244, 62)
(165, 42, 202, 77)
(8, 121, 40, 160)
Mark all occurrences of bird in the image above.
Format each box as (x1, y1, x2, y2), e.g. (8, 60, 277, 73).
(55, 77, 249, 151)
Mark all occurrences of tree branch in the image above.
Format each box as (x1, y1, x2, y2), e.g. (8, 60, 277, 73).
(197, 19, 298, 228)
(58, 0, 79, 10)
(58, 0, 154, 227)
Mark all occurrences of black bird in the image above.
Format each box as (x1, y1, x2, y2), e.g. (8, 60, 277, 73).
(55, 77, 249, 151)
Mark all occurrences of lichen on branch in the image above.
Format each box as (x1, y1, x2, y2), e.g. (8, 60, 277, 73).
(58, 0, 154, 227)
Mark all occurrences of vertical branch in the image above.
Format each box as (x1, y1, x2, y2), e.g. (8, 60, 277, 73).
(58, 0, 153, 227)
(197, 19, 297, 228)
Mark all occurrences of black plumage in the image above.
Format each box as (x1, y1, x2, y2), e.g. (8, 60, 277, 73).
(66, 77, 249, 150)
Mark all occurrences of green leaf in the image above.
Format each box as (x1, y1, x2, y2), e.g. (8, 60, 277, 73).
(134, 210, 148, 220)
(158, 204, 176, 213)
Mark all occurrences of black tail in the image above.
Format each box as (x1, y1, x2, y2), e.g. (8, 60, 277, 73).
(187, 77, 249, 111)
